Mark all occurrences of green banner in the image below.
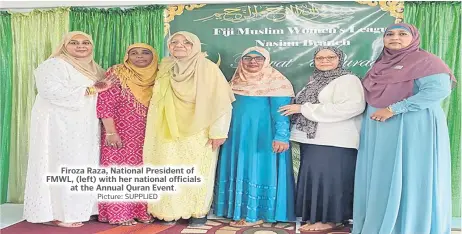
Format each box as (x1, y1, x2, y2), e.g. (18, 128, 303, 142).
(166, 2, 401, 177)
(166, 2, 400, 92)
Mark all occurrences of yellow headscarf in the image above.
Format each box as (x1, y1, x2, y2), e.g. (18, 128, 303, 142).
(111, 43, 158, 116)
(49, 31, 105, 81)
(151, 31, 235, 140)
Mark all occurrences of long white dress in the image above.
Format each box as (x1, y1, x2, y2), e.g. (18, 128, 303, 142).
(23, 58, 100, 223)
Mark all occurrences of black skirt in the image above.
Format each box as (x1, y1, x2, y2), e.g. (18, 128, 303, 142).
(295, 143, 357, 223)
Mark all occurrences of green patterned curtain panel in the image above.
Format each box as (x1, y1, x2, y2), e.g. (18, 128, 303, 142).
(70, 5, 165, 70)
(8, 8, 70, 203)
(405, 1, 461, 217)
(0, 11, 13, 204)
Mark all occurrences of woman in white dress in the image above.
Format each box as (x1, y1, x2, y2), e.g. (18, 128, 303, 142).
(23, 31, 112, 228)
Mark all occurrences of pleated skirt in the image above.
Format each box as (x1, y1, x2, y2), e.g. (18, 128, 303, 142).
(295, 143, 357, 224)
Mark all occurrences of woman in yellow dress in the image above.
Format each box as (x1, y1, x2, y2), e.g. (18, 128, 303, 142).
(143, 31, 235, 226)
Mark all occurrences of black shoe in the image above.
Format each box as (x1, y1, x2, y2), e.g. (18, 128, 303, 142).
(158, 220, 176, 226)
(189, 216, 207, 227)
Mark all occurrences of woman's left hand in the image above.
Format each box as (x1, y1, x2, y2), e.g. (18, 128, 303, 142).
(207, 138, 226, 151)
(94, 79, 114, 93)
(278, 104, 301, 116)
(370, 108, 393, 122)
(95, 74, 118, 93)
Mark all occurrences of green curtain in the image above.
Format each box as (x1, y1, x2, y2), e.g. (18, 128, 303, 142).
(69, 5, 165, 69)
(0, 11, 13, 204)
(405, 1, 462, 217)
(8, 8, 70, 203)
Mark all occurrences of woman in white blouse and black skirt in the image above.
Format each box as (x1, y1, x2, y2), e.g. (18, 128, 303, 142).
(279, 46, 365, 232)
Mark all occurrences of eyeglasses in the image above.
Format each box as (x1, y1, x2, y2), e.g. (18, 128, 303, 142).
(242, 56, 265, 63)
(314, 56, 338, 62)
(170, 40, 193, 47)
(68, 41, 92, 46)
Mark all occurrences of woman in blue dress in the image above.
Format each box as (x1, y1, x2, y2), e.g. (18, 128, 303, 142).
(213, 46, 296, 227)
(353, 23, 457, 234)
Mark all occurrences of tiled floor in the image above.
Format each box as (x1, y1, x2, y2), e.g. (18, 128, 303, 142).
(1, 204, 461, 233)
(0, 204, 24, 229)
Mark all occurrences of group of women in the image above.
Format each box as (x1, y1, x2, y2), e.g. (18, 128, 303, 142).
(22, 23, 456, 234)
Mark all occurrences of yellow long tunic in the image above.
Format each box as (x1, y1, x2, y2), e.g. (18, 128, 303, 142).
(144, 32, 234, 220)
(143, 103, 231, 221)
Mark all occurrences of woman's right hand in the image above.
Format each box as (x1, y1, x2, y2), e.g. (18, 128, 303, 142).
(278, 104, 302, 116)
(105, 133, 123, 149)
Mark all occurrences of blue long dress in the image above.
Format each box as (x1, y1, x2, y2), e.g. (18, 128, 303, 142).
(213, 94, 296, 222)
(353, 73, 452, 234)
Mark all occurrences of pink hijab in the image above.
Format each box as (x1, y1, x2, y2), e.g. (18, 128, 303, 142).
(362, 23, 456, 108)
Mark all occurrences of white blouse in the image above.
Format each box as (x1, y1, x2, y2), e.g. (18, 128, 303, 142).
(290, 74, 366, 149)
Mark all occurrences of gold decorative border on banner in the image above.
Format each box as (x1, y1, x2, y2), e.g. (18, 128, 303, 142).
(164, 4, 206, 36)
(163, 2, 404, 36)
(356, 1, 404, 23)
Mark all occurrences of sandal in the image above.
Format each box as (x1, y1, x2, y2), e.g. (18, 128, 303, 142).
(42, 220, 84, 228)
(116, 219, 137, 226)
(158, 220, 176, 226)
(230, 219, 264, 227)
(189, 217, 207, 227)
(299, 222, 343, 232)
(136, 217, 155, 224)
(298, 222, 312, 232)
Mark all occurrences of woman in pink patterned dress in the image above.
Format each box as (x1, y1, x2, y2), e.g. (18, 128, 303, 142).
(97, 43, 158, 226)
